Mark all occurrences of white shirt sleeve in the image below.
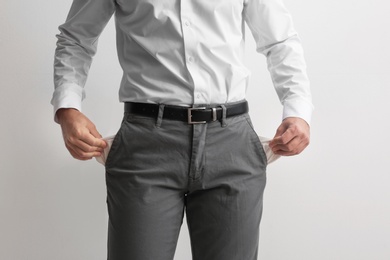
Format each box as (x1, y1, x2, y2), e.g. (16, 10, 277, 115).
(51, 0, 116, 122)
(243, 0, 313, 124)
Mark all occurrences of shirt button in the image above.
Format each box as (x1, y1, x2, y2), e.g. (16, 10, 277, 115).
(188, 56, 194, 63)
(184, 21, 191, 27)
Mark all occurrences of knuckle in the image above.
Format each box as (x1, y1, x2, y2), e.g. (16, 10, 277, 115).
(65, 135, 78, 145)
(280, 136, 289, 144)
(79, 151, 89, 158)
(92, 139, 100, 147)
(66, 136, 76, 144)
(290, 125, 298, 132)
(79, 133, 87, 140)
(87, 147, 96, 153)
(74, 129, 84, 138)
(80, 151, 94, 160)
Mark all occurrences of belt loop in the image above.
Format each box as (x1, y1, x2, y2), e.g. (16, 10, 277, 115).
(220, 104, 227, 127)
(156, 104, 165, 128)
(212, 107, 217, 122)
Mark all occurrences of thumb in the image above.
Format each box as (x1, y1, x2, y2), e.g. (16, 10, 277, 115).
(273, 123, 288, 139)
(270, 122, 288, 148)
(88, 125, 107, 148)
(89, 125, 102, 138)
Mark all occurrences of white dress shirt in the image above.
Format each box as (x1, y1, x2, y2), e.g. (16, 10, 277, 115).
(52, 0, 313, 123)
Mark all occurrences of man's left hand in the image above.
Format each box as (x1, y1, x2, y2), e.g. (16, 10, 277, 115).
(269, 117, 310, 156)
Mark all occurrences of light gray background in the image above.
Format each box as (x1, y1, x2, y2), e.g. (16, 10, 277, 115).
(1, 0, 389, 259)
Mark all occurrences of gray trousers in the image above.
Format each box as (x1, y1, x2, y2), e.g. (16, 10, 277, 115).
(105, 105, 267, 260)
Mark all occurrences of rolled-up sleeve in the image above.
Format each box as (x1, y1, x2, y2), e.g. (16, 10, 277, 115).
(51, 0, 115, 122)
(243, 0, 313, 124)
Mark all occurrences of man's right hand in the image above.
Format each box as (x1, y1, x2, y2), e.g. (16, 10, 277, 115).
(57, 108, 107, 161)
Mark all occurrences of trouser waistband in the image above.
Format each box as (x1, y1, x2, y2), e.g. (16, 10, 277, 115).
(124, 100, 248, 124)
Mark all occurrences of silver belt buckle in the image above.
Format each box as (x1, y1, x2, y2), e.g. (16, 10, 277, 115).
(188, 107, 206, 124)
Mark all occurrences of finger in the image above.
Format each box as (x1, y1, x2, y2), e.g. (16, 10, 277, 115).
(272, 135, 299, 152)
(272, 127, 296, 146)
(88, 126, 107, 148)
(72, 138, 104, 154)
(272, 137, 308, 156)
(63, 131, 104, 153)
(78, 130, 107, 149)
(66, 143, 96, 160)
(88, 123, 101, 138)
(269, 123, 289, 148)
(68, 144, 102, 159)
(273, 143, 308, 156)
(272, 124, 287, 139)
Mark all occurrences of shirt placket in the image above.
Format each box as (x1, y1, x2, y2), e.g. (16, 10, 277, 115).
(180, 0, 209, 105)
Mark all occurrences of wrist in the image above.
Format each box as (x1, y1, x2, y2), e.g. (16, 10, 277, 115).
(283, 117, 310, 128)
(56, 108, 79, 124)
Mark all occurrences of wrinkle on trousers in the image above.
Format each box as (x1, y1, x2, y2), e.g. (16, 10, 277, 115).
(104, 112, 267, 260)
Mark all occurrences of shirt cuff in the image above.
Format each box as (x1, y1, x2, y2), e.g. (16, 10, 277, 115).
(51, 84, 84, 123)
(282, 97, 314, 126)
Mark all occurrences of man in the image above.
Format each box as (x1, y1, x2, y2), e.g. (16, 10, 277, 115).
(52, 0, 313, 259)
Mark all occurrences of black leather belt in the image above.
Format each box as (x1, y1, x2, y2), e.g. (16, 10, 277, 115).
(124, 101, 248, 124)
